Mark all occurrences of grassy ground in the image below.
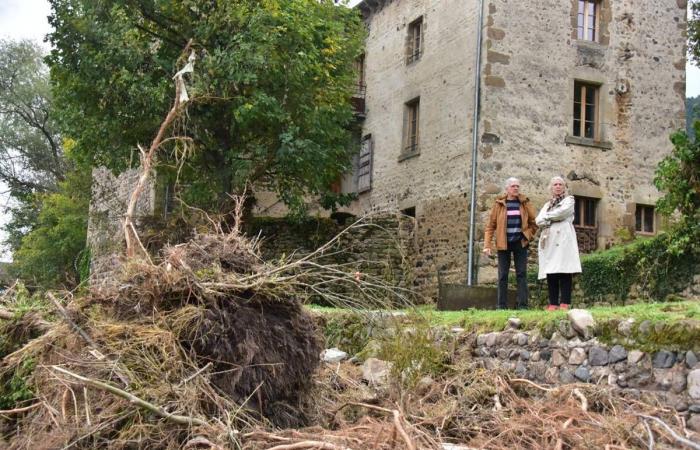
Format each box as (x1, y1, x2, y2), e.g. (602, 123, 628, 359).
(311, 300, 699, 329)
(310, 300, 700, 352)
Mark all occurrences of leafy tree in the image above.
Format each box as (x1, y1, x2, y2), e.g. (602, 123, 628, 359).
(0, 39, 69, 255)
(689, 0, 700, 66)
(0, 39, 66, 197)
(47, 0, 365, 214)
(654, 123, 700, 254)
(10, 166, 91, 289)
(686, 96, 700, 139)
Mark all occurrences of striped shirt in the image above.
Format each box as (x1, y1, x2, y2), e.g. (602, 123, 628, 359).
(506, 199, 522, 242)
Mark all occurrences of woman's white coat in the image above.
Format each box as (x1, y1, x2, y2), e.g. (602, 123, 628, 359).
(535, 195, 582, 279)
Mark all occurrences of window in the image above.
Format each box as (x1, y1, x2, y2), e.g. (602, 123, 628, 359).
(403, 98, 420, 155)
(406, 17, 423, 64)
(577, 0, 599, 42)
(357, 135, 373, 193)
(573, 81, 599, 140)
(635, 205, 655, 234)
(573, 196, 597, 227)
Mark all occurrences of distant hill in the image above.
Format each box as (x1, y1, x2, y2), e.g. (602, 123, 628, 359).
(687, 96, 700, 139)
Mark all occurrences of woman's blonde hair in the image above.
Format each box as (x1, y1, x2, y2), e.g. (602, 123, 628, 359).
(548, 176, 568, 196)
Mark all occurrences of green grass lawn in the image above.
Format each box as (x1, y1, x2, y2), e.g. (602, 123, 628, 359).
(310, 301, 699, 328)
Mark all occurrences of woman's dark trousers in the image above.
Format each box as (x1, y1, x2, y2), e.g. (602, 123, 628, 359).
(497, 241, 529, 309)
(547, 273, 573, 306)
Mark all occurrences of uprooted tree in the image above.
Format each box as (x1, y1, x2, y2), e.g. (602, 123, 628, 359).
(47, 0, 365, 215)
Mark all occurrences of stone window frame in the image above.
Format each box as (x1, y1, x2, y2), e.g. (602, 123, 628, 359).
(576, 0, 600, 42)
(573, 80, 600, 140)
(635, 204, 656, 235)
(406, 16, 424, 65)
(570, 0, 610, 46)
(400, 97, 421, 161)
(565, 77, 612, 150)
(573, 195, 598, 228)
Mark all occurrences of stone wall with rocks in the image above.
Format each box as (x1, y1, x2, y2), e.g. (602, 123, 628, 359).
(249, 214, 417, 296)
(469, 310, 700, 425)
(86, 167, 156, 285)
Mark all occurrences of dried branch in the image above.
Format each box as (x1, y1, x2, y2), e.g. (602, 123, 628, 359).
(637, 414, 700, 450)
(0, 402, 41, 415)
(51, 366, 210, 428)
(266, 442, 352, 450)
(124, 39, 193, 260)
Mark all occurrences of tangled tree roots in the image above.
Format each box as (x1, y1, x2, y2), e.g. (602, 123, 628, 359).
(0, 215, 419, 449)
(189, 295, 321, 426)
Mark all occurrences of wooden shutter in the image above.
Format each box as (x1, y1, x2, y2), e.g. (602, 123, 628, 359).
(357, 135, 373, 193)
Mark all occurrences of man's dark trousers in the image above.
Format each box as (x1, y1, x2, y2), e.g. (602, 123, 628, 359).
(497, 240, 528, 309)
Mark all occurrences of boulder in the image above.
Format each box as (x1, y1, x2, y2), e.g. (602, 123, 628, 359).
(321, 348, 348, 363)
(567, 309, 595, 338)
(362, 358, 392, 387)
(608, 345, 627, 364)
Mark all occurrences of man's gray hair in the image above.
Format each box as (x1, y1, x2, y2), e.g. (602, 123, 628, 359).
(504, 177, 520, 189)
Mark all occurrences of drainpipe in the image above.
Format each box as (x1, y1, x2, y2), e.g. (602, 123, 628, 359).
(467, 0, 485, 286)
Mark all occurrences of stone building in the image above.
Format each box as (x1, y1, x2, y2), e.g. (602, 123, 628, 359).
(340, 0, 687, 292)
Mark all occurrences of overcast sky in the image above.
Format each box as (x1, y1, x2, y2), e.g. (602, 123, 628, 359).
(0, 0, 698, 261)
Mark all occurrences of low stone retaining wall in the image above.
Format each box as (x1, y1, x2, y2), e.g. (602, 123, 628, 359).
(469, 311, 700, 428)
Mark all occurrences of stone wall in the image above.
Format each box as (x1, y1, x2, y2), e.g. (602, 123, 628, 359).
(249, 214, 417, 299)
(86, 167, 156, 285)
(470, 312, 700, 420)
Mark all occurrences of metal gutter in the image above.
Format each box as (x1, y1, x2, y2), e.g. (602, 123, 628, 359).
(467, 0, 485, 286)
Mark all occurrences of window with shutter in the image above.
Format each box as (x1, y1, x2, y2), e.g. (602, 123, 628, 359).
(357, 134, 373, 193)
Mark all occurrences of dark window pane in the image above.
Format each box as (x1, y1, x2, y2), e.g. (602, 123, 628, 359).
(573, 119, 581, 137)
(585, 199, 596, 226)
(585, 103, 595, 122)
(573, 198, 581, 225)
(574, 85, 582, 103)
(644, 207, 654, 232)
(635, 207, 642, 231)
(584, 121, 595, 139)
(585, 85, 596, 104)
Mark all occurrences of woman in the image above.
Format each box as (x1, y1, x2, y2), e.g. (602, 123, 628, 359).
(536, 176, 582, 310)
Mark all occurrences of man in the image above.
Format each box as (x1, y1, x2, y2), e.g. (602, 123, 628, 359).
(483, 177, 538, 309)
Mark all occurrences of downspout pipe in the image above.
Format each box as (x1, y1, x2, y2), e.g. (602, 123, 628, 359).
(467, 0, 485, 286)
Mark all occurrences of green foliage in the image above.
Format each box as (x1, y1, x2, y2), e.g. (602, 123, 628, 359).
(689, 1, 700, 66)
(654, 125, 700, 254)
(686, 96, 700, 140)
(579, 233, 699, 303)
(0, 39, 69, 258)
(579, 244, 638, 301)
(0, 39, 66, 197)
(47, 0, 366, 214)
(10, 167, 91, 289)
(377, 315, 447, 388)
(323, 311, 371, 355)
(0, 358, 36, 410)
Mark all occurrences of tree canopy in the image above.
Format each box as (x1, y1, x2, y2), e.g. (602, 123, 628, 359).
(47, 0, 365, 213)
(0, 39, 66, 199)
(0, 39, 69, 254)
